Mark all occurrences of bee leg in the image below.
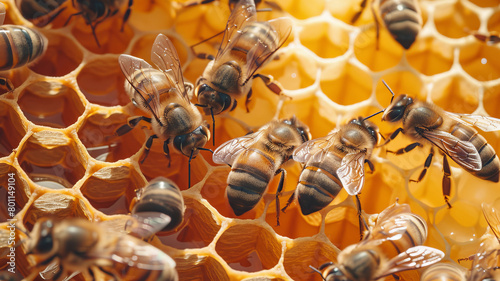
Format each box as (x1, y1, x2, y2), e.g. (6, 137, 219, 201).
(378, 128, 404, 147)
(409, 148, 434, 183)
(281, 191, 295, 213)
(115, 116, 151, 136)
(275, 168, 287, 226)
(391, 273, 401, 281)
(386, 142, 421, 155)
(350, 0, 368, 23)
(163, 139, 171, 167)
(0, 77, 14, 93)
(120, 0, 133, 32)
(140, 135, 159, 164)
(355, 194, 368, 240)
(64, 11, 83, 27)
(370, 0, 381, 50)
(87, 268, 96, 281)
(245, 88, 253, 113)
(188, 149, 194, 188)
(98, 266, 120, 281)
(442, 154, 452, 208)
(253, 74, 286, 97)
(365, 159, 375, 174)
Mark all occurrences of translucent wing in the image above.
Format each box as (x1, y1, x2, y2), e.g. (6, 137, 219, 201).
(125, 212, 172, 239)
(482, 203, 500, 243)
(213, 130, 265, 165)
(215, 0, 257, 61)
(0, 2, 5, 25)
(375, 246, 444, 278)
(446, 112, 500, 132)
(421, 129, 482, 171)
(118, 54, 162, 121)
(293, 134, 336, 163)
(150, 33, 190, 101)
(337, 151, 366, 196)
(242, 17, 293, 84)
(375, 202, 412, 223)
(39, 261, 80, 281)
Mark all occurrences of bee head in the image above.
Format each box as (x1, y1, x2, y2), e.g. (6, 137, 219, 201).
(382, 94, 413, 123)
(322, 265, 351, 281)
(75, 0, 106, 21)
(194, 83, 232, 115)
(283, 116, 311, 143)
(172, 124, 210, 157)
(350, 117, 379, 144)
(29, 218, 55, 255)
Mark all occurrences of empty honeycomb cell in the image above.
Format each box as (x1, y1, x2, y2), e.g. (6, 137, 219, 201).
(0, 100, 26, 157)
(434, 0, 480, 39)
(326, 0, 368, 25)
(215, 223, 281, 272)
(77, 57, 131, 106)
(17, 130, 87, 189)
(435, 201, 486, 244)
(353, 27, 404, 71)
(17, 80, 85, 128)
(487, 9, 500, 33)
(28, 31, 83, 77)
(375, 72, 425, 107)
(484, 85, 500, 119)
(406, 37, 454, 76)
(0, 164, 29, 222)
(157, 197, 220, 249)
(459, 42, 500, 81)
(323, 207, 360, 249)
(320, 60, 372, 106)
(283, 239, 338, 281)
(298, 20, 350, 59)
(80, 165, 143, 215)
(430, 74, 479, 113)
(175, 254, 229, 281)
(278, 0, 324, 20)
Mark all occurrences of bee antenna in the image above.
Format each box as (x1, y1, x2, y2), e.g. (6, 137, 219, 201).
(211, 107, 215, 146)
(308, 265, 326, 281)
(381, 80, 395, 104)
(188, 149, 194, 188)
(195, 104, 208, 107)
(363, 110, 384, 121)
(198, 147, 213, 153)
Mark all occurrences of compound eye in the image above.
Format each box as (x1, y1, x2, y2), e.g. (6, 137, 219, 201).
(385, 107, 405, 122)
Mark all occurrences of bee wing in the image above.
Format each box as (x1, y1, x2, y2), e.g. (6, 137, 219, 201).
(446, 112, 500, 132)
(118, 54, 162, 119)
(39, 261, 80, 281)
(421, 129, 482, 171)
(150, 34, 190, 101)
(375, 202, 411, 223)
(337, 151, 366, 196)
(213, 130, 265, 165)
(215, 0, 257, 61)
(293, 135, 335, 163)
(0, 2, 5, 25)
(125, 212, 172, 239)
(482, 203, 500, 243)
(375, 246, 444, 279)
(241, 17, 293, 84)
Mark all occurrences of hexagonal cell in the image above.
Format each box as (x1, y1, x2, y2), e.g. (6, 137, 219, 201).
(280, 0, 324, 20)
(483, 84, 500, 118)
(29, 31, 83, 77)
(70, 13, 134, 54)
(283, 240, 337, 281)
(406, 37, 454, 76)
(215, 223, 281, 272)
(80, 166, 144, 215)
(77, 110, 142, 162)
(0, 164, 30, 223)
(157, 197, 220, 249)
(353, 27, 404, 71)
(77, 57, 131, 107)
(18, 80, 85, 128)
(17, 130, 87, 189)
(22, 192, 91, 231)
(320, 60, 372, 106)
(0, 100, 26, 157)
(324, 207, 360, 249)
(175, 254, 229, 281)
(298, 21, 350, 59)
(459, 42, 500, 81)
(430, 74, 479, 113)
(486, 9, 500, 33)
(127, 0, 176, 31)
(434, 1, 480, 39)
(435, 201, 485, 244)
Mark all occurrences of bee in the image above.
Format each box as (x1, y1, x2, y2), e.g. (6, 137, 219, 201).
(351, 0, 422, 49)
(312, 202, 444, 281)
(23, 217, 178, 281)
(128, 177, 185, 239)
(16, 0, 133, 47)
(118, 33, 211, 187)
(193, 0, 292, 140)
(420, 263, 466, 281)
(212, 116, 310, 224)
(469, 31, 500, 45)
(0, 2, 47, 92)
(380, 81, 500, 208)
(282, 117, 379, 238)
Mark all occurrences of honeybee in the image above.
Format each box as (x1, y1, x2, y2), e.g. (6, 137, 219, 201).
(212, 116, 310, 224)
(0, 2, 47, 92)
(193, 0, 292, 137)
(351, 0, 422, 49)
(282, 117, 379, 238)
(24, 217, 178, 281)
(118, 34, 211, 187)
(420, 263, 467, 281)
(128, 177, 185, 239)
(16, 0, 132, 47)
(380, 81, 500, 208)
(313, 202, 444, 281)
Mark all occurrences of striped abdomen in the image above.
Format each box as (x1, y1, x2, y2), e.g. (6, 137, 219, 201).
(296, 152, 343, 215)
(0, 25, 47, 70)
(226, 148, 276, 216)
(378, 0, 422, 49)
(228, 22, 279, 67)
(449, 122, 500, 182)
(420, 263, 465, 281)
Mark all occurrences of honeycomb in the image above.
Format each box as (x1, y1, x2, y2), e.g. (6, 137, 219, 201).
(0, 0, 500, 280)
